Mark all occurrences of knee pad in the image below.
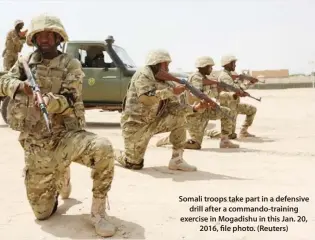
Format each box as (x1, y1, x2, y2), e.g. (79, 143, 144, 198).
(93, 137, 115, 164)
(35, 194, 59, 221)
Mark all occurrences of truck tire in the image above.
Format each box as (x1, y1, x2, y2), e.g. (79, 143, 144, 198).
(1, 96, 10, 124)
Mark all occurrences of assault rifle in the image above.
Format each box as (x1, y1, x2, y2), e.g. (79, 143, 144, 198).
(21, 58, 52, 133)
(155, 70, 233, 120)
(232, 74, 265, 84)
(203, 78, 262, 102)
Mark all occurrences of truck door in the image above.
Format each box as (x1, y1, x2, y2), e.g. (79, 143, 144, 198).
(81, 49, 122, 104)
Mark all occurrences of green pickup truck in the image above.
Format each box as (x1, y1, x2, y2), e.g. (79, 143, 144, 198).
(0, 36, 187, 123)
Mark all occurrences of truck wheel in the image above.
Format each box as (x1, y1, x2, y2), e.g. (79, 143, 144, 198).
(1, 96, 10, 124)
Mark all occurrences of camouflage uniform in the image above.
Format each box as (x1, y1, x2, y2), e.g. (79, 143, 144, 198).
(156, 56, 239, 149)
(218, 55, 257, 138)
(116, 49, 198, 171)
(0, 14, 116, 237)
(2, 20, 25, 71)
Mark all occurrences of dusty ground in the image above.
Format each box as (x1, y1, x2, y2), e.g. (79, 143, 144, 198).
(0, 88, 314, 240)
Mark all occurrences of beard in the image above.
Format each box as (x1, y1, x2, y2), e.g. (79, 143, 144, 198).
(38, 44, 55, 53)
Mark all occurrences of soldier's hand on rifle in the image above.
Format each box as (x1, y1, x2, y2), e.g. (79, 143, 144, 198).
(193, 100, 207, 111)
(34, 95, 49, 108)
(233, 90, 246, 97)
(239, 91, 250, 97)
(172, 85, 186, 95)
(207, 101, 218, 109)
(18, 81, 33, 96)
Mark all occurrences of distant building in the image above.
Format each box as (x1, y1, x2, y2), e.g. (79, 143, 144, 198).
(185, 69, 290, 79)
(250, 69, 289, 78)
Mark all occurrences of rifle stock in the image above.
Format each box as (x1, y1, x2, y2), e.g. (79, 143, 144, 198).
(154, 70, 233, 120)
(21, 57, 52, 133)
(203, 78, 262, 102)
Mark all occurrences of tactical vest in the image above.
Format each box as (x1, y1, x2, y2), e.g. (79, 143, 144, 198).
(7, 53, 85, 134)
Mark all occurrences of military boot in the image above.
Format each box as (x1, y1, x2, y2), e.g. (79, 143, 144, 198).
(239, 127, 256, 138)
(184, 139, 201, 150)
(90, 197, 116, 237)
(204, 129, 221, 139)
(168, 149, 197, 171)
(156, 136, 170, 147)
(220, 135, 239, 148)
(60, 167, 72, 199)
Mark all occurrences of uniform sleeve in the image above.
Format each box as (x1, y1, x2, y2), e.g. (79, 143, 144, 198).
(45, 58, 85, 114)
(6, 31, 21, 51)
(135, 73, 174, 105)
(5, 31, 12, 49)
(219, 73, 239, 99)
(189, 74, 203, 91)
(220, 73, 240, 89)
(236, 79, 251, 90)
(0, 59, 24, 98)
(186, 74, 204, 103)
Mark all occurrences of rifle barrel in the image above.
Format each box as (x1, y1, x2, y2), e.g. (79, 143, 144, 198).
(179, 79, 233, 120)
(21, 58, 52, 133)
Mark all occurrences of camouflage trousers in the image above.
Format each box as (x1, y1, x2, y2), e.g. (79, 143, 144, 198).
(231, 103, 257, 133)
(120, 112, 186, 165)
(3, 53, 18, 71)
(186, 106, 233, 145)
(220, 96, 257, 133)
(20, 129, 115, 220)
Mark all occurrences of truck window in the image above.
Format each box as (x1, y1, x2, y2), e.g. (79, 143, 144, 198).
(77, 45, 116, 68)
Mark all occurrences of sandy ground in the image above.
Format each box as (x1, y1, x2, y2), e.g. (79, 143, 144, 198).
(0, 88, 314, 240)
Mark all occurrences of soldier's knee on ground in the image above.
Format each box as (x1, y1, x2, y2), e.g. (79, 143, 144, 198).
(31, 195, 58, 221)
(115, 149, 145, 170)
(229, 133, 237, 139)
(184, 139, 201, 149)
(124, 159, 144, 170)
(24, 169, 58, 221)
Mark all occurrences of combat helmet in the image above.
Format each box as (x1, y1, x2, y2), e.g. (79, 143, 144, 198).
(145, 49, 172, 66)
(221, 55, 237, 67)
(195, 56, 215, 68)
(26, 13, 69, 47)
(14, 20, 24, 28)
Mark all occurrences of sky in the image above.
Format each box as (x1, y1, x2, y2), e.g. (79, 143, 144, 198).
(0, 0, 314, 74)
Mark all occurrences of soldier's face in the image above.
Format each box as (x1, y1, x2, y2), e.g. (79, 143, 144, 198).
(35, 31, 61, 52)
(231, 61, 236, 71)
(206, 65, 213, 75)
(16, 23, 24, 30)
(160, 62, 170, 72)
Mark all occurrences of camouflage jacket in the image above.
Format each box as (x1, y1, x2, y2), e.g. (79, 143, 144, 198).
(187, 71, 219, 102)
(218, 69, 251, 102)
(2, 29, 24, 56)
(122, 66, 195, 124)
(0, 50, 86, 139)
(218, 69, 251, 90)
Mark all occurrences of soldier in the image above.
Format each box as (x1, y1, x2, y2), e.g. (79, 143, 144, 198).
(2, 19, 26, 71)
(156, 56, 239, 150)
(115, 49, 210, 171)
(218, 55, 257, 138)
(0, 14, 117, 237)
